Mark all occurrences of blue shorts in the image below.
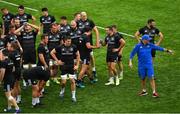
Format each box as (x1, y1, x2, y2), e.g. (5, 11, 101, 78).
(138, 65, 154, 80)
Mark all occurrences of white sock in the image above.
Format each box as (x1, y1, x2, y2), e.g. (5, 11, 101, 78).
(153, 90, 156, 94)
(36, 97, 40, 104)
(32, 98, 36, 105)
(15, 107, 19, 110)
(23, 80, 27, 86)
(120, 71, 123, 77)
(41, 88, 44, 93)
(72, 91, 76, 98)
(7, 106, 12, 110)
(92, 67, 96, 71)
(60, 87, 65, 94)
(143, 89, 146, 92)
(17, 95, 21, 101)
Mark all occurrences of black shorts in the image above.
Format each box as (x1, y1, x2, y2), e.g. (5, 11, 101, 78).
(117, 55, 122, 61)
(80, 55, 90, 65)
(106, 52, 118, 63)
(60, 65, 75, 75)
(3, 75, 15, 92)
(151, 49, 156, 57)
(23, 49, 36, 64)
(13, 67, 21, 81)
(38, 70, 50, 82)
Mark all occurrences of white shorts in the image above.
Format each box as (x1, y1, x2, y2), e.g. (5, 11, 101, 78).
(61, 74, 76, 80)
(23, 64, 37, 69)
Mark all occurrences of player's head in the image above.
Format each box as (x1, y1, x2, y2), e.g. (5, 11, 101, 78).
(18, 5, 25, 15)
(60, 16, 68, 25)
(9, 25, 16, 33)
(42, 7, 48, 16)
(106, 26, 113, 35)
(51, 23, 59, 33)
(74, 12, 81, 21)
(24, 24, 32, 32)
(64, 37, 72, 46)
(13, 18, 20, 26)
(70, 20, 77, 29)
(41, 34, 49, 44)
(81, 11, 87, 21)
(1, 8, 8, 14)
(111, 25, 118, 33)
(7, 42, 18, 51)
(147, 19, 156, 28)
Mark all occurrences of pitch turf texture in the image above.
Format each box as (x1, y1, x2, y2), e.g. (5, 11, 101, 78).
(0, 0, 180, 113)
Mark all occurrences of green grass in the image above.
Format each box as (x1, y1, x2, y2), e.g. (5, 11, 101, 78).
(0, 0, 180, 113)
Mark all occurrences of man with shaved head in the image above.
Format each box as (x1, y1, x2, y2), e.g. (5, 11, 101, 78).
(76, 11, 100, 82)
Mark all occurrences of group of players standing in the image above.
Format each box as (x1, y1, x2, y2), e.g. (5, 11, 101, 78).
(0, 5, 165, 113)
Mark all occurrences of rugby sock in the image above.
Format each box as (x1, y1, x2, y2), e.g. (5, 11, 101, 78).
(7, 106, 12, 110)
(92, 67, 96, 72)
(142, 89, 146, 92)
(23, 79, 27, 86)
(32, 98, 36, 105)
(36, 97, 40, 104)
(120, 71, 123, 77)
(17, 95, 21, 102)
(72, 91, 76, 98)
(15, 107, 19, 110)
(60, 87, 65, 94)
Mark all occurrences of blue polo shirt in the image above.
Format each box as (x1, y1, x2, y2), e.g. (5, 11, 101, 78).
(130, 42, 164, 66)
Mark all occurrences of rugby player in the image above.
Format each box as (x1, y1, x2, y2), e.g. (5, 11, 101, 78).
(51, 37, 80, 102)
(7, 42, 22, 104)
(77, 11, 100, 81)
(1, 8, 14, 35)
(76, 27, 99, 88)
(14, 22, 39, 87)
(47, 23, 63, 86)
(102, 26, 125, 86)
(0, 49, 21, 113)
(111, 25, 125, 80)
(15, 5, 36, 25)
(59, 16, 71, 39)
(135, 19, 163, 61)
(23, 66, 50, 107)
(40, 7, 56, 34)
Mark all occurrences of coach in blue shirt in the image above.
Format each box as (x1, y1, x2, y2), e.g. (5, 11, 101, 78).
(129, 34, 172, 98)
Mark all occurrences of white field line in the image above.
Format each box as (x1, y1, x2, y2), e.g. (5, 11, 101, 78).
(0, 0, 135, 38)
(0, 0, 38, 12)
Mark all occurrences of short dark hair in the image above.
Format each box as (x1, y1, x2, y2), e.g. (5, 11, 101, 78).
(41, 34, 48, 40)
(106, 26, 113, 31)
(1, 8, 7, 11)
(63, 37, 71, 41)
(10, 42, 19, 50)
(60, 16, 67, 20)
(18, 5, 24, 9)
(111, 25, 117, 29)
(74, 12, 80, 17)
(42, 7, 48, 12)
(147, 19, 155, 24)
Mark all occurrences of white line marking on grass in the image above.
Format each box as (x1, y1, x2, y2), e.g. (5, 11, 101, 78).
(0, 0, 38, 12)
(0, 0, 135, 38)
